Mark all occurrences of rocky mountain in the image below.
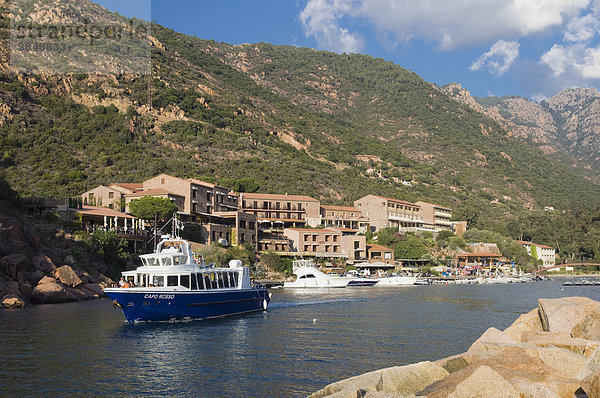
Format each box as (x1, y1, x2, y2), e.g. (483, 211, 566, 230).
(0, 0, 600, 231)
(442, 84, 600, 177)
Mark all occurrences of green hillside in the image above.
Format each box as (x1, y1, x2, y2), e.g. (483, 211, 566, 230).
(1, 1, 599, 238)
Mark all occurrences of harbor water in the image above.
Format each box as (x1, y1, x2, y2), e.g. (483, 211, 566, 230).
(2, 279, 600, 397)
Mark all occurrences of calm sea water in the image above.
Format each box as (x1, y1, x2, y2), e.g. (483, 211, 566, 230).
(2, 279, 600, 397)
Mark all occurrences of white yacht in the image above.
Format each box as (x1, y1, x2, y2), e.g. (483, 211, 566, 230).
(283, 259, 353, 288)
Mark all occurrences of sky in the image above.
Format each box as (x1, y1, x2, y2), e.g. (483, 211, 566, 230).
(94, 0, 600, 101)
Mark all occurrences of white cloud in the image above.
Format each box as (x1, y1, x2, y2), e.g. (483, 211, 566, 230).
(299, 0, 363, 53)
(300, 0, 591, 51)
(564, 14, 600, 41)
(541, 43, 600, 79)
(470, 40, 520, 76)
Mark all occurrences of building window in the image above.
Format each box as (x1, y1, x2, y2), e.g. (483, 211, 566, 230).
(240, 233, 245, 243)
(192, 203, 197, 213)
(192, 189, 197, 199)
(108, 192, 114, 199)
(161, 178, 165, 184)
(354, 241, 360, 249)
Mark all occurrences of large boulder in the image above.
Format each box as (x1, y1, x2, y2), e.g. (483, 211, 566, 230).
(503, 308, 543, 342)
(538, 297, 600, 340)
(81, 283, 104, 298)
(578, 346, 600, 380)
(0, 253, 35, 282)
(0, 276, 20, 298)
(309, 361, 448, 398)
(32, 254, 57, 274)
(421, 346, 581, 397)
(1, 294, 25, 309)
(582, 368, 600, 397)
(27, 270, 44, 286)
(446, 365, 519, 398)
(53, 265, 82, 287)
(31, 277, 76, 304)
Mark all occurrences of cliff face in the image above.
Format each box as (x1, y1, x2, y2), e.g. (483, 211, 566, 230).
(442, 84, 600, 175)
(545, 88, 600, 170)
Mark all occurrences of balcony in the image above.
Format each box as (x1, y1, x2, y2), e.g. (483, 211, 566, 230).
(388, 214, 423, 222)
(434, 211, 452, 218)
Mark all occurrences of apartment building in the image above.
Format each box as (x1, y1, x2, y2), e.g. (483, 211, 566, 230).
(354, 194, 423, 232)
(239, 193, 321, 227)
(415, 201, 453, 232)
(518, 241, 556, 267)
(339, 233, 366, 263)
(208, 211, 258, 251)
(320, 205, 370, 233)
(81, 183, 145, 210)
(283, 228, 345, 257)
(142, 174, 238, 215)
(124, 189, 186, 213)
(81, 174, 253, 249)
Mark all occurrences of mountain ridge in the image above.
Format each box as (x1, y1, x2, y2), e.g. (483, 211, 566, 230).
(442, 83, 600, 178)
(0, 0, 599, 235)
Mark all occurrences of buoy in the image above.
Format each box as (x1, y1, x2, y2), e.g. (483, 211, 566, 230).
(313, 318, 317, 323)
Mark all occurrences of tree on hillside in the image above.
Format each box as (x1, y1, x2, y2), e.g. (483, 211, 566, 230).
(128, 197, 178, 222)
(394, 235, 428, 259)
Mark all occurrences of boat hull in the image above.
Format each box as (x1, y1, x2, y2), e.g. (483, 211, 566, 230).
(105, 287, 270, 323)
(283, 277, 351, 288)
(347, 279, 378, 286)
(375, 277, 418, 286)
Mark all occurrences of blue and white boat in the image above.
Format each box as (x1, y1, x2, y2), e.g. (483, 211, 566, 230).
(104, 236, 270, 323)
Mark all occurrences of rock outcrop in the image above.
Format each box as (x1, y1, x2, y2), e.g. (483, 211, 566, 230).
(0, 207, 109, 309)
(310, 297, 600, 398)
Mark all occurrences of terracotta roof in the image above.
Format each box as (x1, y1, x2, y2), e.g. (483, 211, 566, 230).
(329, 227, 359, 232)
(459, 253, 502, 257)
(125, 188, 183, 197)
(365, 195, 420, 207)
(366, 244, 393, 252)
(111, 182, 143, 190)
(72, 206, 135, 219)
(241, 192, 319, 202)
(321, 205, 360, 212)
(144, 174, 220, 189)
(517, 240, 554, 250)
(187, 178, 216, 188)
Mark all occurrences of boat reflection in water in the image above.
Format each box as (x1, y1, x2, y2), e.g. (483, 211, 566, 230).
(105, 235, 270, 323)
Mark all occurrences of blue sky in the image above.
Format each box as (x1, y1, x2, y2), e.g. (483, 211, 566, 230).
(95, 0, 600, 100)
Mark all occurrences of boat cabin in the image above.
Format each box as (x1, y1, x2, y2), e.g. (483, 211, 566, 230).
(121, 237, 252, 290)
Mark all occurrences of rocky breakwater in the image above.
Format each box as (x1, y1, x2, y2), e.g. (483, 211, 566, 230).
(0, 212, 111, 309)
(310, 297, 600, 398)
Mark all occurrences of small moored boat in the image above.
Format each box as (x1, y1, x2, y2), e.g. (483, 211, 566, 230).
(104, 236, 270, 323)
(283, 259, 353, 288)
